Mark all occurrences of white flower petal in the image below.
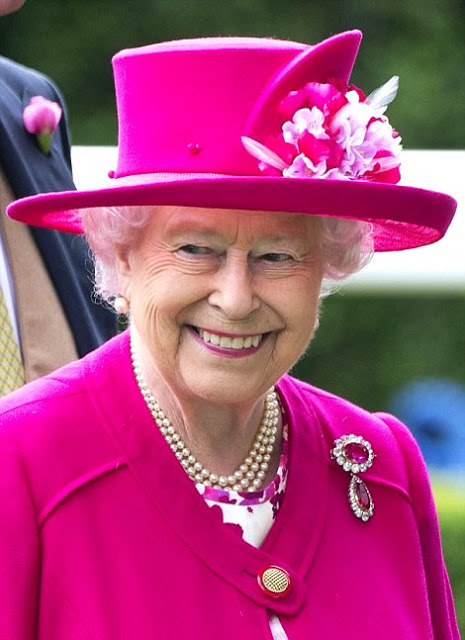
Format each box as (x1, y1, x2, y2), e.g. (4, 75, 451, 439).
(365, 76, 399, 113)
(241, 137, 288, 171)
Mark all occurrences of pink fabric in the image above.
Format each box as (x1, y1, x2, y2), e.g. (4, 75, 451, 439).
(0, 331, 459, 639)
(7, 175, 455, 252)
(6, 31, 457, 251)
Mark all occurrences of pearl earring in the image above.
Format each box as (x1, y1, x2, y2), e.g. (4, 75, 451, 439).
(114, 295, 130, 315)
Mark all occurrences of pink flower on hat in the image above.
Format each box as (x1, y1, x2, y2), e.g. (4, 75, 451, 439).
(243, 76, 402, 184)
(23, 96, 62, 154)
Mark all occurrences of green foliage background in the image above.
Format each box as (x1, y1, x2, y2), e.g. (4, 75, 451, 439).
(0, 0, 464, 147)
(293, 294, 465, 411)
(1, 0, 464, 632)
(434, 481, 465, 634)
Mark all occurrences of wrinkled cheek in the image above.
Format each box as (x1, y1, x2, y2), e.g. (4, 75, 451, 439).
(287, 310, 319, 364)
(131, 301, 165, 356)
(144, 294, 185, 346)
(131, 295, 157, 337)
(267, 325, 310, 378)
(293, 328, 316, 363)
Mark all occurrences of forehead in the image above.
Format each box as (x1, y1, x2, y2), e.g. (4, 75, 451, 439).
(152, 206, 318, 240)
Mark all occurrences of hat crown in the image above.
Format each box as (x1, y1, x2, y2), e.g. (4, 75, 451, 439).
(112, 32, 362, 178)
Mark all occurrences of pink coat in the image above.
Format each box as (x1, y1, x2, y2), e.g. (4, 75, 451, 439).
(0, 331, 459, 639)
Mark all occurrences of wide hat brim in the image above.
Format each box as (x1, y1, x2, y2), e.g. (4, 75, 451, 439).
(7, 32, 457, 250)
(7, 171, 456, 251)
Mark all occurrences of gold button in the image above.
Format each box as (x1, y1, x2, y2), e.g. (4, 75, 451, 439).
(258, 566, 291, 598)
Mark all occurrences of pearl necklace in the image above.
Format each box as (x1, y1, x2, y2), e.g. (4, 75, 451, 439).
(130, 342, 280, 492)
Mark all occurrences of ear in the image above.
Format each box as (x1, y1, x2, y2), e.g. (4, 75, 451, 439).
(114, 243, 133, 299)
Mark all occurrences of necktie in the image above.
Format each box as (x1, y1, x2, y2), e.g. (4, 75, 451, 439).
(0, 286, 24, 395)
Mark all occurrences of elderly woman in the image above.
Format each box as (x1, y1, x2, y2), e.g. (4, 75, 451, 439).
(0, 31, 459, 639)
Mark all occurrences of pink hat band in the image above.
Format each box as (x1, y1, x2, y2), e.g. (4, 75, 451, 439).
(7, 31, 457, 251)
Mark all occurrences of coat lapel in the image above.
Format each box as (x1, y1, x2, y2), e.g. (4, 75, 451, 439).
(262, 375, 329, 576)
(89, 331, 328, 615)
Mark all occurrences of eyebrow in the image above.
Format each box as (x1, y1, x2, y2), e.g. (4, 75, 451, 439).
(164, 213, 224, 236)
(164, 212, 314, 250)
(168, 227, 309, 248)
(166, 224, 225, 242)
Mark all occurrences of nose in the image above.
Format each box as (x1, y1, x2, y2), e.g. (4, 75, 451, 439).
(208, 254, 260, 320)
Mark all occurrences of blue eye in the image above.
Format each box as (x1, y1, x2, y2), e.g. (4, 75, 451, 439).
(262, 253, 292, 263)
(179, 245, 211, 255)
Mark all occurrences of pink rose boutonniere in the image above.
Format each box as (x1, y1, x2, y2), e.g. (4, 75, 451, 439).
(242, 76, 402, 184)
(23, 95, 62, 154)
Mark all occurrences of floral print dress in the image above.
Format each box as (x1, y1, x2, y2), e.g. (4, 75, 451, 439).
(195, 423, 290, 639)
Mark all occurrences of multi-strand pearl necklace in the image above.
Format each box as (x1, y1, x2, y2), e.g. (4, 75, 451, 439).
(130, 342, 280, 492)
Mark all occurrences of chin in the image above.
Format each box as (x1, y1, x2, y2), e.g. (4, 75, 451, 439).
(180, 370, 276, 407)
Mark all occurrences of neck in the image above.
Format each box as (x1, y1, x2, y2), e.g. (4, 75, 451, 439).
(131, 329, 282, 485)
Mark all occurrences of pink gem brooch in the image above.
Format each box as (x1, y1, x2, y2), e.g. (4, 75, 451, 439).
(331, 435, 375, 522)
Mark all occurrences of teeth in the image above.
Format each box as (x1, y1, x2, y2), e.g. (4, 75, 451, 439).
(251, 335, 260, 348)
(197, 329, 262, 350)
(232, 338, 244, 349)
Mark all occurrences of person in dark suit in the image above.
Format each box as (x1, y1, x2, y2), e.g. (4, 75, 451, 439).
(0, 0, 115, 390)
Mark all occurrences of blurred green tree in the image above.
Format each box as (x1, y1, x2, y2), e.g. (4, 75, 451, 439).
(0, 0, 463, 146)
(293, 294, 465, 411)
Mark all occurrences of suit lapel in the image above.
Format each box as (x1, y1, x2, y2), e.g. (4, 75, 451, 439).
(0, 56, 116, 356)
(0, 169, 78, 380)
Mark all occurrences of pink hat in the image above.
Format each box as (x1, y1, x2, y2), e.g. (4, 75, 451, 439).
(7, 31, 456, 251)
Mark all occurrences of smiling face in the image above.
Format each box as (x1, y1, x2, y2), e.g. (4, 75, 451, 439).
(116, 207, 323, 406)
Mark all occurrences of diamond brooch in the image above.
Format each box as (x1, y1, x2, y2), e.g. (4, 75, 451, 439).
(331, 435, 375, 522)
